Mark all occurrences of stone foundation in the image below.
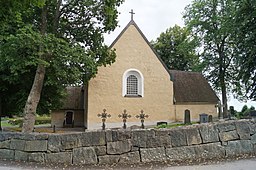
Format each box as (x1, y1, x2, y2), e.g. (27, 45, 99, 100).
(1, 119, 256, 165)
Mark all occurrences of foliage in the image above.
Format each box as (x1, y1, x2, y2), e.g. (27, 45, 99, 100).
(236, 105, 255, 119)
(234, 0, 256, 100)
(183, 0, 239, 117)
(8, 116, 51, 126)
(0, 0, 124, 117)
(152, 25, 201, 71)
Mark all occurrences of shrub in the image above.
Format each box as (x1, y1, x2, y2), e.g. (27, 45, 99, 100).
(8, 117, 51, 126)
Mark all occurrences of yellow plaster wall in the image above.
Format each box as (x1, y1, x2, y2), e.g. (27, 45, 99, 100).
(51, 111, 64, 127)
(51, 110, 84, 127)
(174, 103, 218, 122)
(87, 24, 174, 129)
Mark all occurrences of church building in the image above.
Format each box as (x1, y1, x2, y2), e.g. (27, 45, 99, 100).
(51, 14, 219, 129)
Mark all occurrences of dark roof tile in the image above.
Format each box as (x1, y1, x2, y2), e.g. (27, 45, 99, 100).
(170, 70, 219, 103)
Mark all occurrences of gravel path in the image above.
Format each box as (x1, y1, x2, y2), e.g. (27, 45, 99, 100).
(0, 157, 256, 170)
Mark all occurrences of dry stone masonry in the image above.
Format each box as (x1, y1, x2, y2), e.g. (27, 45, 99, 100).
(1, 119, 256, 165)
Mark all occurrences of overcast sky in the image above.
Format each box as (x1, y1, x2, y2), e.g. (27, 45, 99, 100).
(104, 0, 256, 111)
(104, 0, 192, 45)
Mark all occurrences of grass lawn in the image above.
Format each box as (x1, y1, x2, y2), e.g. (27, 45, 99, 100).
(1, 121, 15, 127)
(156, 122, 198, 129)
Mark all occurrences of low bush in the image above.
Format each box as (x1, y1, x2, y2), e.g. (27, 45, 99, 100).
(8, 117, 51, 126)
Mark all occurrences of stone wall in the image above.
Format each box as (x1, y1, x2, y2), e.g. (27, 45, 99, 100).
(1, 119, 256, 165)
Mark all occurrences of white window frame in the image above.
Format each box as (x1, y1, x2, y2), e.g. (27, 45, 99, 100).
(122, 68, 144, 97)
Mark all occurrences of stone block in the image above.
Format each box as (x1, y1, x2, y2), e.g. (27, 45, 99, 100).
(185, 128, 202, 145)
(155, 129, 172, 148)
(251, 133, 256, 144)
(73, 147, 97, 165)
(15, 150, 28, 161)
(0, 149, 14, 160)
(107, 140, 131, 154)
(0, 140, 10, 149)
(106, 130, 115, 142)
(217, 122, 236, 132)
(169, 128, 187, 147)
(78, 132, 93, 146)
(166, 146, 196, 161)
(219, 130, 239, 142)
(119, 151, 141, 164)
(146, 136, 163, 148)
(194, 143, 225, 159)
(131, 146, 139, 151)
(98, 155, 120, 164)
(155, 129, 171, 136)
(45, 152, 72, 164)
(248, 121, 256, 135)
(106, 130, 131, 142)
(235, 121, 251, 140)
(61, 134, 80, 150)
(131, 129, 155, 148)
(25, 140, 47, 151)
(10, 139, 25, 151)
(0, 132, 22, 141)
(91, 131, 106, 146)
(199, 124, 219, 143)
(140, 147, 166, 163)
(47, 134, 62, 152)
(94, 146, 106, 156)
(48, 134, 81, 152)
(28, 153, 45, 163)
(226, 140, 253, 156)
(19, 133, 49, 140)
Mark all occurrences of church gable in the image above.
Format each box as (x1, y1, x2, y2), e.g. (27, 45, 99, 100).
(110, 20, 170, 78)
(86, 18, 174, 128)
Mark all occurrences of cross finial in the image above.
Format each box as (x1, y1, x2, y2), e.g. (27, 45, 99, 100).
(129, 9, 135, 20)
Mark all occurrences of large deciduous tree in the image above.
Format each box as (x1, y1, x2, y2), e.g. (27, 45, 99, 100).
(234, 0, 256, 100)
(152, 25, 200, 71)
(0, 0, 123, 132)
(183, 0, 238, 118)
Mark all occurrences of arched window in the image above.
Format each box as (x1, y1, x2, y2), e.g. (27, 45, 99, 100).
(127, 75, 138, 95)
(122, 69, 144, 97)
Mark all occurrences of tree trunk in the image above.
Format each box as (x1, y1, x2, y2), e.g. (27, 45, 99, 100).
(221, 79, 228, 118)
(22, 4, 47, 133)
(0, 97, 2, 131)
(22, 65, 46, 132)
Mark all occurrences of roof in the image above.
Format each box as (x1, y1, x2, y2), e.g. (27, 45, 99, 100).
(62, 86, 84, 110)
(110, 19, 171, 77)
(169, 70, 219, 103)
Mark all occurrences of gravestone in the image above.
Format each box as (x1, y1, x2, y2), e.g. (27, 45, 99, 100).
(208, 115, 213, 123)
(199, 113, 208, 123)
(184, 109, 191, 124)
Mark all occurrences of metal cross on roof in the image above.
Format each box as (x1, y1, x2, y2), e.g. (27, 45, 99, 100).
(129, 9, 135, 20)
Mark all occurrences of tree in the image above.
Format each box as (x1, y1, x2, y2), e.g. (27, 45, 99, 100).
(0, 67, 65, 117)
(0, 0, 123, 132)
(152, 25, 201, 71)
(234, 0, 256, 100)
(183, 0, 238, 118)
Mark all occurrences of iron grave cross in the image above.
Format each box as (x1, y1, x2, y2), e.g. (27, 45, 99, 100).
(129, 9, 135, 20)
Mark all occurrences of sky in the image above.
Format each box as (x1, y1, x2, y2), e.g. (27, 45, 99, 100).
(104, 0, 256, 111)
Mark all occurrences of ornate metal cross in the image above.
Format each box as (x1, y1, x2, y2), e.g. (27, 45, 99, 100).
(97, 109, 111, 130)
(135, 110, 149, 129)
(129, 9, 135, 20)
(118, 109, 132, 129)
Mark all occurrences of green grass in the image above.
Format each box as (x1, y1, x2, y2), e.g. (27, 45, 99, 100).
(1, 116, 51, 128)
(156, 122, 198, 129)
(1, 121, 15, 127)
